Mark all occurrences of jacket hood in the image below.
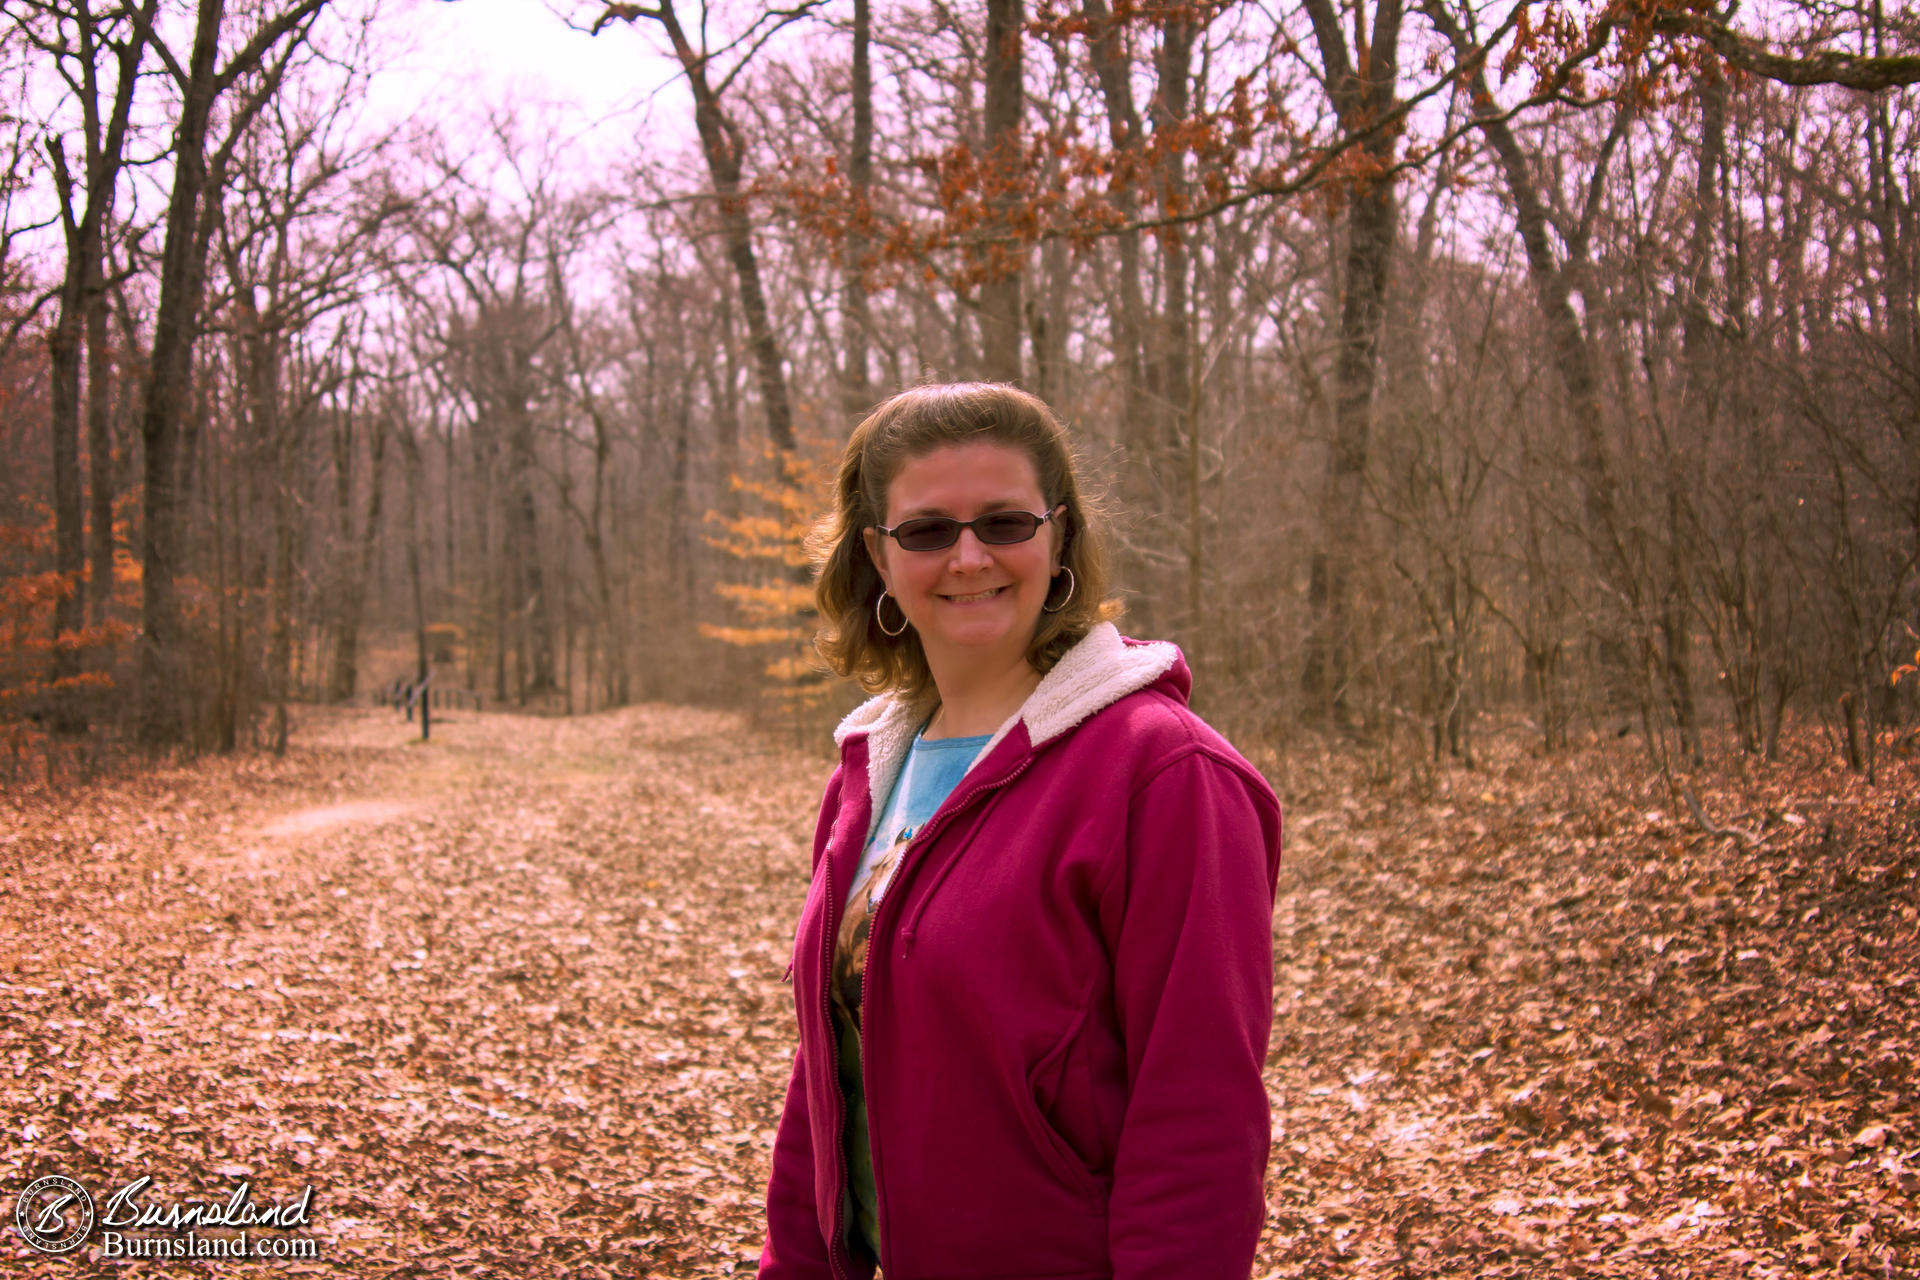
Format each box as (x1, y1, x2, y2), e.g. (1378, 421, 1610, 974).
(832, 622, 1185, 827)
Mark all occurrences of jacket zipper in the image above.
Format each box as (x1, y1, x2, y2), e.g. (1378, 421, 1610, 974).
(819, 834, 853, 1280)
(856, 750, 1036, 1269)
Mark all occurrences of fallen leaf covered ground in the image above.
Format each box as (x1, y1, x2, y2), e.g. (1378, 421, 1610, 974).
(0, 705, 1913, 1277)
(1260, 734, 1917, 1278)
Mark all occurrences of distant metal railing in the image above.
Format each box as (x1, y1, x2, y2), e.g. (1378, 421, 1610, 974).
(376, 672, 481, 740)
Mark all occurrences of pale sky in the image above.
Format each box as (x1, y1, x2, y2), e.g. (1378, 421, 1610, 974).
(371, 0, 692, 161)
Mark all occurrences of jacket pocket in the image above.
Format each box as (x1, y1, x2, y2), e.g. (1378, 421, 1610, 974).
(1020, 988, 1109, 1203)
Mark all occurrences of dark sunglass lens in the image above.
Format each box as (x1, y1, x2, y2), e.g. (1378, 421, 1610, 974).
(975, 512, 1040, 544)
(896, 518, 959, 551)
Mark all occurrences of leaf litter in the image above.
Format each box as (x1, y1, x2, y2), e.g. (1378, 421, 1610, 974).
(0, 707, 1913, 1277)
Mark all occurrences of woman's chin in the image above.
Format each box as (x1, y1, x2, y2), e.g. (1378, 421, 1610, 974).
(922, 615, 1036, 658)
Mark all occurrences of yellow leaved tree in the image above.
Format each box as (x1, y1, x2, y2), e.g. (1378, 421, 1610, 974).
(701, 436, 839, 717)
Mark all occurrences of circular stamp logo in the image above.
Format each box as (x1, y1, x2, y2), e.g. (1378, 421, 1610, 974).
(15, 1174, 95, 1254)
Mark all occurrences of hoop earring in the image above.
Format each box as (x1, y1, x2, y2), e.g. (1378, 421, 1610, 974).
(875, 590, 910, 637)
(1042, 567, 1076, 614)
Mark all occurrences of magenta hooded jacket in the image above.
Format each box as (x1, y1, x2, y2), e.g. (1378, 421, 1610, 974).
(759, 623, 1284, 1280)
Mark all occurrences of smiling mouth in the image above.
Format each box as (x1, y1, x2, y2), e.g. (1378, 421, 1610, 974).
(942, 587, 1007, 604)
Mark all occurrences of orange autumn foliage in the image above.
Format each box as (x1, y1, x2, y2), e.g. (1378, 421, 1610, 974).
(0, 508, 138, 754)
(699, 437, 839, 710)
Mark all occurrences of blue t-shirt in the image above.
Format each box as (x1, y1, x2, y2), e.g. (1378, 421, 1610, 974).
(846, 729, 991, 908)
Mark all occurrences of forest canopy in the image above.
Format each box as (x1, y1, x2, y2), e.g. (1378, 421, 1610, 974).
(1, 0, 1917, 778)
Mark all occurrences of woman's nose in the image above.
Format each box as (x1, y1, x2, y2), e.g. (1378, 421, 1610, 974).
(950, 527, 993, 570)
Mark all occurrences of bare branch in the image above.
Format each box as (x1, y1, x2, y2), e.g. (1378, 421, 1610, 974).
(1656, 11, 1920, 91)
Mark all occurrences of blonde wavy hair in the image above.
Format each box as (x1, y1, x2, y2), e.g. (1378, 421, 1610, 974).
(808, 383, 1121, 701)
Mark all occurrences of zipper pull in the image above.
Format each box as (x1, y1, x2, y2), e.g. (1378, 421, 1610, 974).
(782, 960, 794, 983)
(902, 927, 915, 957)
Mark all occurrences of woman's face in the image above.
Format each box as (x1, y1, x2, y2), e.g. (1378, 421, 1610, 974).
(862, 441, 1063, 679)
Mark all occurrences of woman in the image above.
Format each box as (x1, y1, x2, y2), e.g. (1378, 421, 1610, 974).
(760, 383, 1283, 1280)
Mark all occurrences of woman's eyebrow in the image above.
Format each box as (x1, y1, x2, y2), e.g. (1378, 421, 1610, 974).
(896, 497, 1031, 518)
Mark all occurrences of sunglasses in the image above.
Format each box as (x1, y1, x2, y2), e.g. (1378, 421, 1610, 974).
(875, 505, 1065, 552)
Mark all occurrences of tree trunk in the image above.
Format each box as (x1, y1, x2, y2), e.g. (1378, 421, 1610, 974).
(1078, 0, 1156, 617)
(1151, 9, 1195, 452)
(979, 0, 1024, 382)
(43, 0, 151, 712)
(508, 415, 556, 694)
(649, 1, 795, 452)
(397, 425, 429, 686)
(329, 401, 385, 702)
(86, 224, 115, 628)
(47, 239, 86, 711)
(841, 0, 876, 417)
(1300, 0, 1403, 721)
(236, 303, 294, 752)
(136, 0, 226, 746)
(1153, 11, 1197, 635)
(1662, 66, 1728, 767)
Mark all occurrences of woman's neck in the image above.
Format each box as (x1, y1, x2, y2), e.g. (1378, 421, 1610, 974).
(923, 657, 1043, 740)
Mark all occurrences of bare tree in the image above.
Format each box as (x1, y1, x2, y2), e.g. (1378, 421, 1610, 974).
(1298, 0, 1404, 723)
(976, 0, 1023, 381)
(210, 57, 395, 746)
(13, 0, 154, 723)
(592, 0, 819, 453)
(132, 0, 331, 745)
(841, 0, 875, 415)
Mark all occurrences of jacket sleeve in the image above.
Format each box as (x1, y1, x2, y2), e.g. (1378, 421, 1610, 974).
(1107, 747, 1283, 1280)
(758, 1044, 834, 1279)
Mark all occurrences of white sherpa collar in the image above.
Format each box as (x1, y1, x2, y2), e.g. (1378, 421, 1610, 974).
(832, 622, 1182, 827)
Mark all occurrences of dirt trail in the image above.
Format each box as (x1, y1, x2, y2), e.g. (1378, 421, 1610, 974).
(257, 802, 422, 840)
